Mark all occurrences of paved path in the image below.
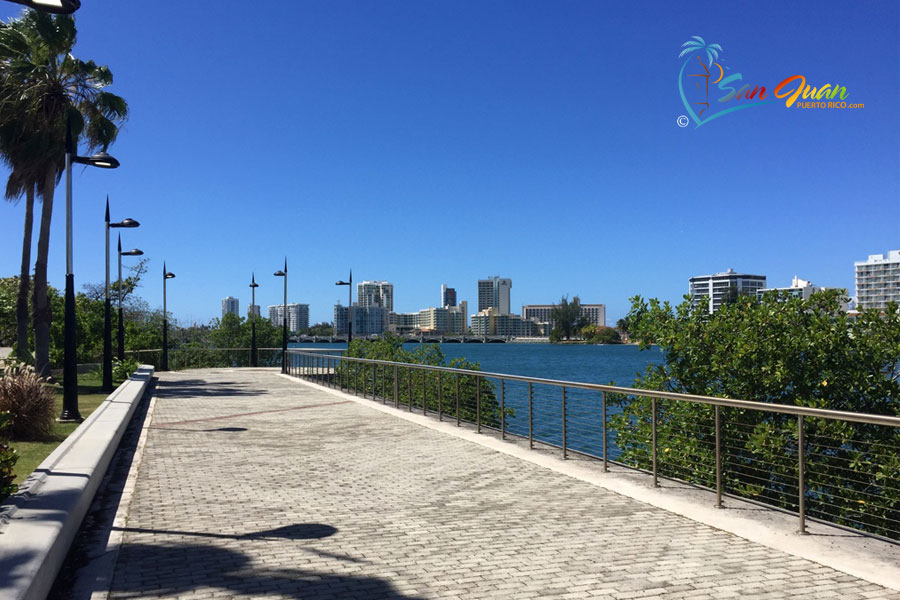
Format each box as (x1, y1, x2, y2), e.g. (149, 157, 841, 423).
(88, 370, 900, 599)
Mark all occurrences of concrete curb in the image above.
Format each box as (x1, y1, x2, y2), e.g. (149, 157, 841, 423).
(281, 373, 900, 593)
(0, 365, 154, 600)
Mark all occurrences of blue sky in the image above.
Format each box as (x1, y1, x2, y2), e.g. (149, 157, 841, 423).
(1, 1, 897, 326)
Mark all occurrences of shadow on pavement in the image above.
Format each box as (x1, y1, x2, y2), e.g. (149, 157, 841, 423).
(108, 542, 424, 599)
(115, 523, 338, 542)
(154, 379, 265, 398)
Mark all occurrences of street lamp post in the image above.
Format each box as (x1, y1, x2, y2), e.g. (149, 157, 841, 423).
(103, 198, 139, 392)
(335, 269, 353, 344)
(274, 258, 287, 374)
(59, 122, 120, 422)
(116, 234, 143, 361)
(161, 264, 175, 371)
(249, 273, 259, 367)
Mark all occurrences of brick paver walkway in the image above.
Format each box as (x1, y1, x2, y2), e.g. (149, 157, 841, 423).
(101, 369, 899, 599)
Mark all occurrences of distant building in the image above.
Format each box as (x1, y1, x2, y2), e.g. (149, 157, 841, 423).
(335, 304, 389, 337)
(441, 284, 457, 308)
(388, 301, 468, 335)
(477, 276, 512, 315)
(357, 281, 394, 311)
(758, 276, 846, 304)
(248, 304, 260, 317)
(268, 303, 309, 332)
(689, 269, 766, 314)
(855, 250, 900, 310)
(470, 307, 539, 337)
(222, 296, 239, 318)
(522, 303, 606, 332)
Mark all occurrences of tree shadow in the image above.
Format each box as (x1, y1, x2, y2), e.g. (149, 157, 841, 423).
(107, 541, 424, 599)
(153, 379, 266, 398)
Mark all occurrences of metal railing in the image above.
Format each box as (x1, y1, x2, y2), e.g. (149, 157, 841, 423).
(285, 349, 900, 542)
(127, 347, 291, 370)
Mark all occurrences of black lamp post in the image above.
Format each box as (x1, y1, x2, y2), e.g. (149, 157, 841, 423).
(59, 122, 120, 422)
(335, 269, 353, 344)
(116, 234, 142, 361)
(161, 264, 175, 371)
(102, 198, 139, 392)
(249, 273, 259, 367)
(5, 0, 81, 14)
(274, 258, 287, 373)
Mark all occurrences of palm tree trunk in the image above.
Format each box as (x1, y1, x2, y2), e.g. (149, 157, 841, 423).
(32, 169, 55, 378)
(15, 184, 35, 363)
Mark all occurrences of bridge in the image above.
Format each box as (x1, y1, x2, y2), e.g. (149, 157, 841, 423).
(291, 334, 517, 344)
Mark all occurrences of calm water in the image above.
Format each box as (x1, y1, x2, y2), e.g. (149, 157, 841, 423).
(289, 341, 664, 458)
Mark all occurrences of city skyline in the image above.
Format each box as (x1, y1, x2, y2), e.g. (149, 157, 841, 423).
(0, 2, 896, 328)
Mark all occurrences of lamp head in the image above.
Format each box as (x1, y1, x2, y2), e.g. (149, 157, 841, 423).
(165, 272, 175, 279)
(121, 248, 143, 256)
(111, 218, 140, 228)
(274, 270, 285, 277)
(8, 0, 81, 14)
(336, 280, 349, 286)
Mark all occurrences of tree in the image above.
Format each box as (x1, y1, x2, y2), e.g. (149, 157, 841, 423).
(550, 295, 585, 340)
(0, 10, 128, 376)
(308, 322, 334, 337)
(582, 324, 621, 344)
(613, 290, 900, 538)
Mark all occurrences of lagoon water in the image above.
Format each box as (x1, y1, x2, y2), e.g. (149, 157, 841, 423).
(290, 341, 665, 458)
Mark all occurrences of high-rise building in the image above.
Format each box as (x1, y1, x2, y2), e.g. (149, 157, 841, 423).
(357, 281, 394, 311)
(222, 296, 239, 318)
(470, 307, 539, 337)
(477, 276, 512, 315)
(441, 284, 457, 307)
(855, 250, 900, 310)
(758, 276, 845, 303)
(334, 304, 389, 336)
(522, 304, 606, 330)
(689, 269, 766, 314)
(267, 303, 309, 332)
(388, 301, 468, 335)
(248, 304, 260, 317)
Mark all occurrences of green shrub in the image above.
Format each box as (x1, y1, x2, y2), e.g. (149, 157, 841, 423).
(0, 412, 17, 501)
(112, 357, 139, 381)
(0, 361, 56, 440)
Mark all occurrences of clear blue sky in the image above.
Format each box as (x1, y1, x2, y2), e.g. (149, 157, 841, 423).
(1, 1, 898, 326)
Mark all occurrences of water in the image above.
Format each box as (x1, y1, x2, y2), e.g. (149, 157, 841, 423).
(290, 341, 665, 458)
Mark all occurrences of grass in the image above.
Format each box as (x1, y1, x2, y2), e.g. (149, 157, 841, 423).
(10, 371, 123, 485)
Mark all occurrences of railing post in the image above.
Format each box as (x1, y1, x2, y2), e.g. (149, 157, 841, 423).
(456, 374, 460, 426)
(500, 379, 505, 440)
(407, 368, 412, 412)
(798, 415, 807, 534)
(602, 391, 608, 472)
(651, 397, 659, 487)
(476, 376, 481, 433)
(355, 361, 360, 396)
(422, 369, 427, 416)
(562, 386, 567, 459)
(715, 405, 723, 508)
(372, 363, 377, 400)
(528, 382, 533, 449)
(393, 365, 399, 408)
(438, 371, 443, 420)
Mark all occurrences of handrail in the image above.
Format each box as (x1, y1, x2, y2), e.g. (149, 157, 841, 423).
(286, 349, 900, 428)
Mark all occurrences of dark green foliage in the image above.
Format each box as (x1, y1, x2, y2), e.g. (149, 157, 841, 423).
(0, 412, 17, 501)
(335, 335, 506, 428)
(550, 295, 586, 341)
(582, 325, 621, 344)
(112, 357, 138, 381)
(611, 290, 900, 538)
(0, 277, 16, 346)
(307, 322, 334, 336)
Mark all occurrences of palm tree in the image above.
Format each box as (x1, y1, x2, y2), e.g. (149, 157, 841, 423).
(679, 36, 722, 67)
(0, 10, 127, 376)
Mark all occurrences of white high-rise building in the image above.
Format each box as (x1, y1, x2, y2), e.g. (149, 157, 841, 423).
(357, 281, 394, 311)
(855, 250, 900, 309)
(522, 304, 606, 330)
(477, 276, 512, 315)
(689, 269, 766, 314)
(267, 303, 309, 332)
(222, 296, 239, 318)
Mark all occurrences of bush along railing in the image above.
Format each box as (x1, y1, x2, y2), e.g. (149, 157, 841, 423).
(127, 347, 285, 370)
(286, 346, 900, 542)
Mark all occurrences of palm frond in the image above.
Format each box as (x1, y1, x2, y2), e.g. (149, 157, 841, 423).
(690, 35, 706, 44)
(678, 47, 700, 59)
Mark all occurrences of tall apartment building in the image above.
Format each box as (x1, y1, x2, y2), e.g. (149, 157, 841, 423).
(522, 303, 606, 330)
(689, 269, 766, 314)
(334, 304, 389, 337)
(221, 296, 239, 318)
(357, 281, 394, 311)
(477, 276, 512, 315)
(855, 250, 900, 310)
(441, 284, 457, 308)
(758, 276, 846, 302)
(267, 303, 309, 332)
(248, 304, 260, 317)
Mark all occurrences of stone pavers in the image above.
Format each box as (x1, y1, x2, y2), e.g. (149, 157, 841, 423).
(95, 369, 900, 599)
